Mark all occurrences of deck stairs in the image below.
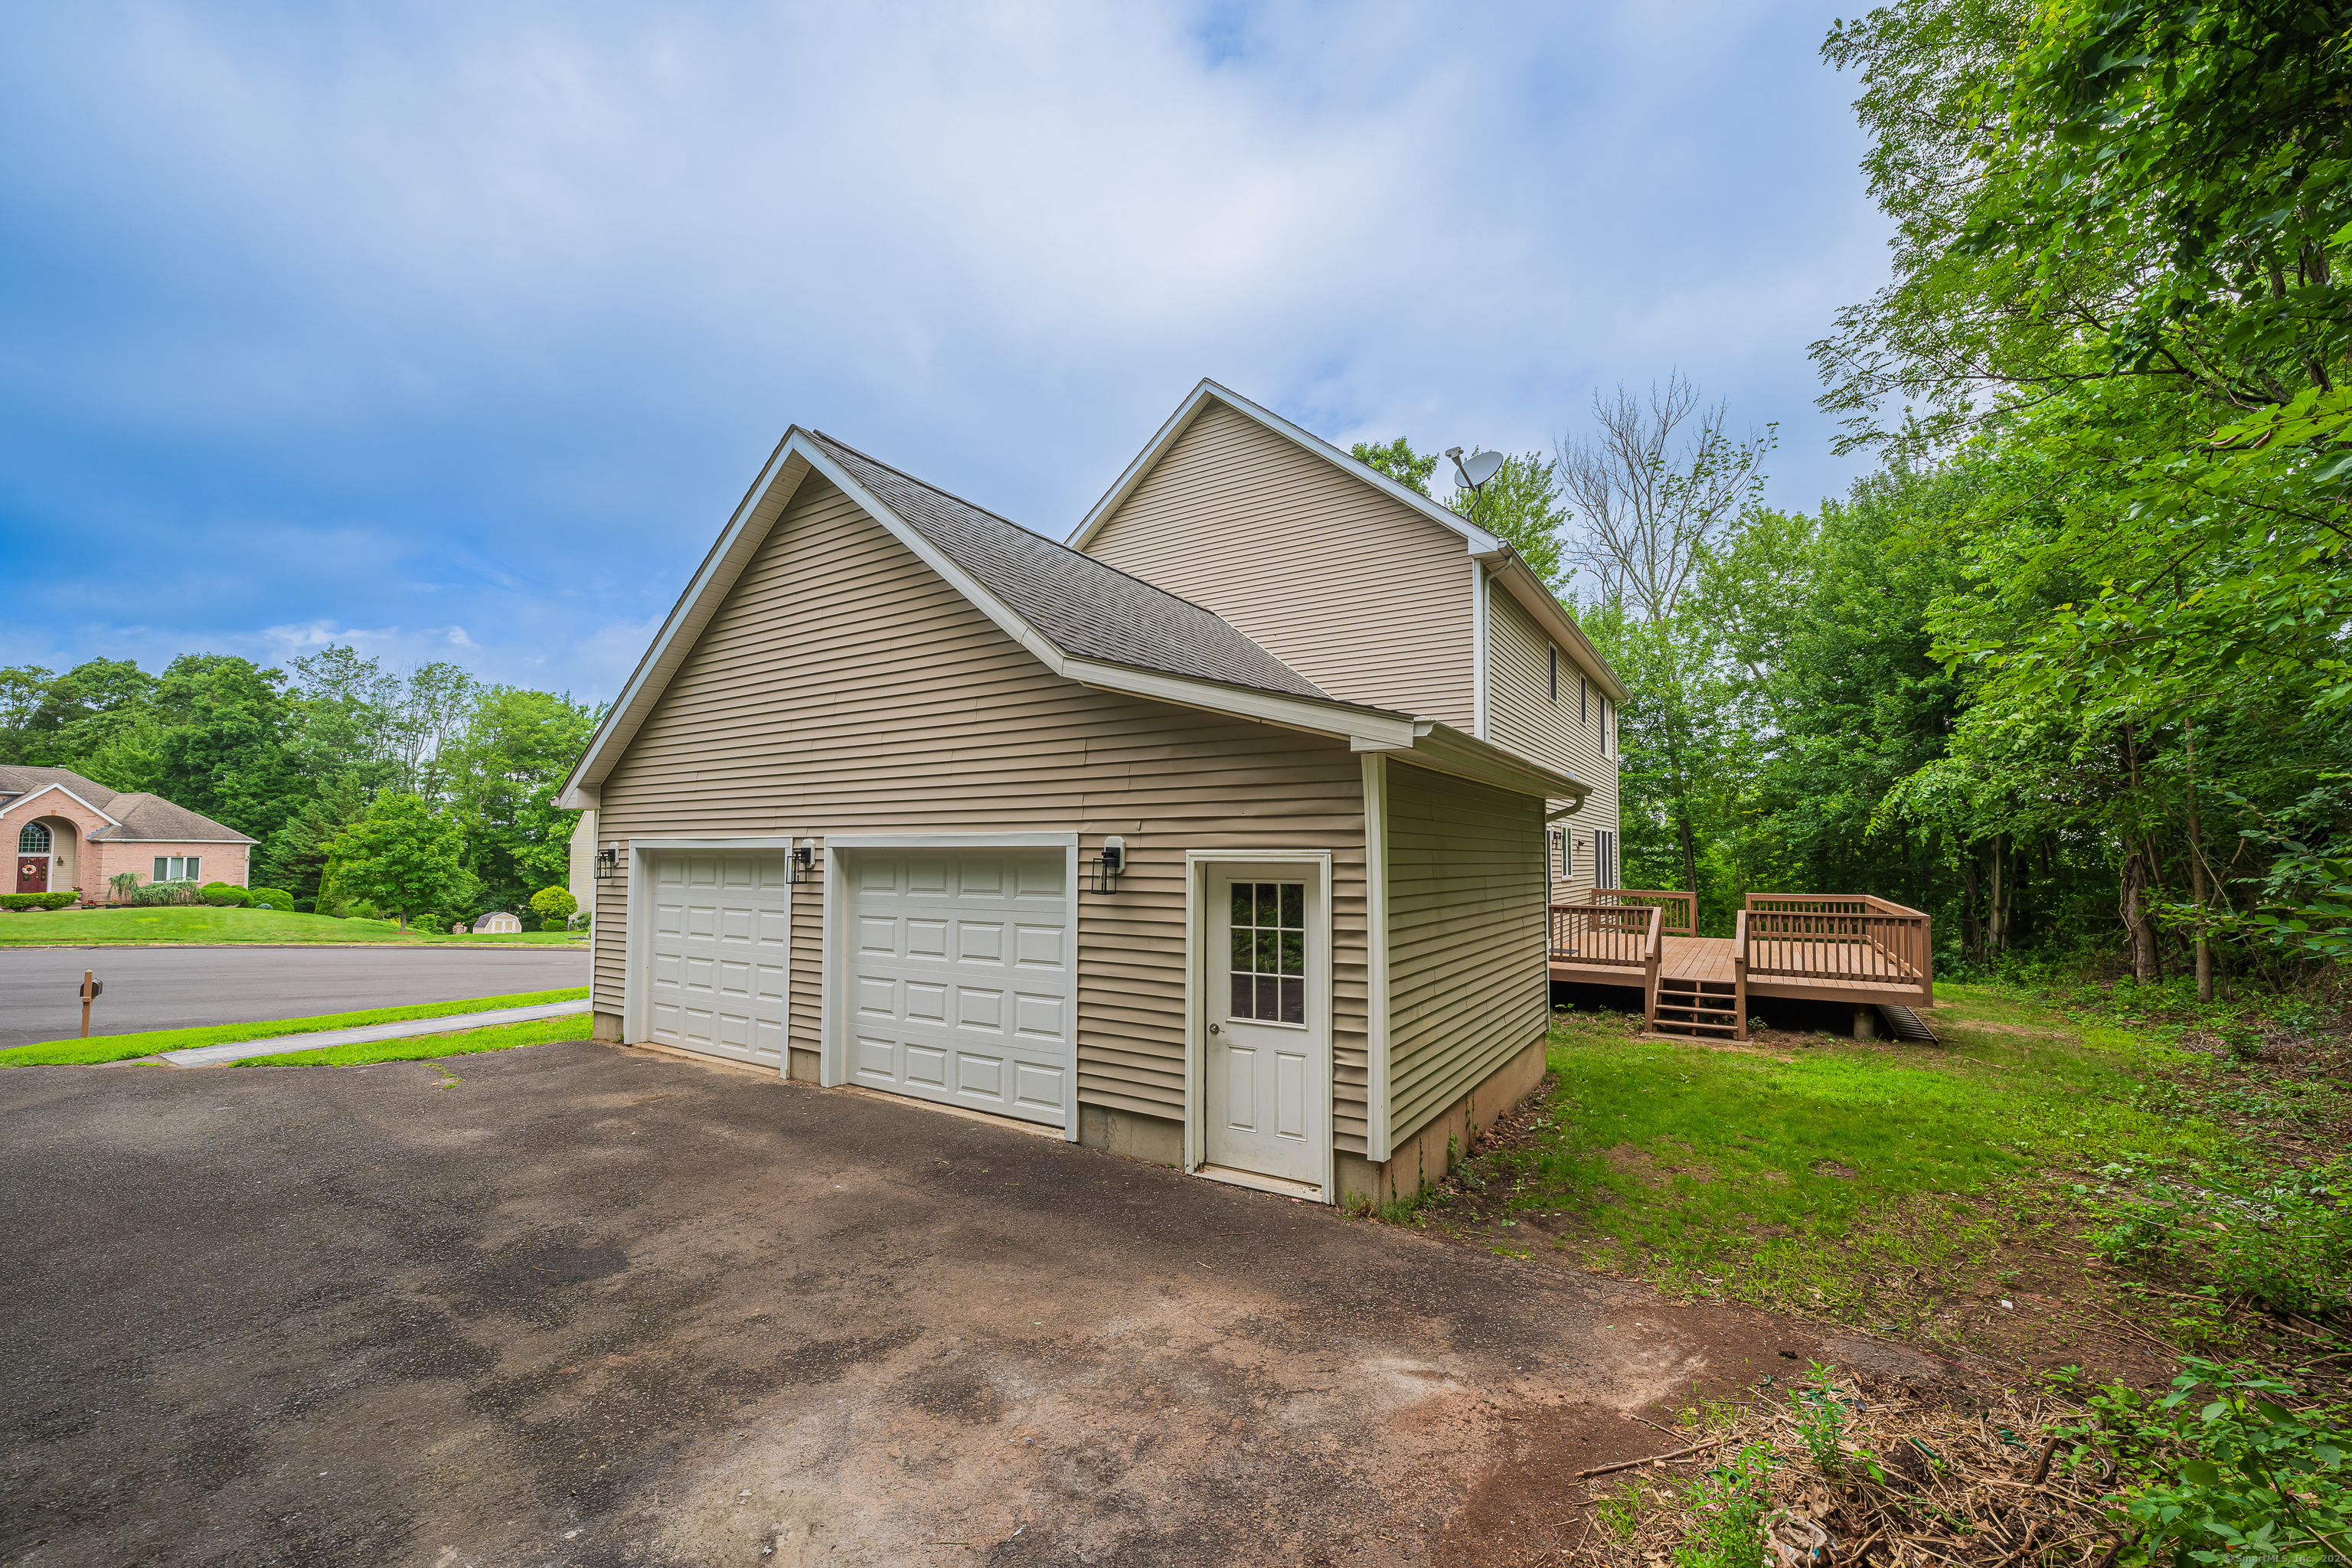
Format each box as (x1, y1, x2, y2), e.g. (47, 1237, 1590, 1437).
(1651, 975, 1741, 1040)
(1876, 1004, 1940, 1044)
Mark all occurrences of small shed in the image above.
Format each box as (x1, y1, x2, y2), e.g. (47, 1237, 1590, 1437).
(472, 910, 524, 934)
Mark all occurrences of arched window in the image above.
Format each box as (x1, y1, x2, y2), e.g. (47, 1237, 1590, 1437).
(18, 822, 51, 854)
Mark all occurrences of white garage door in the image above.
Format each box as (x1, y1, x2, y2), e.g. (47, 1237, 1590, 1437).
(846, 849, 1072, 1129)
(645, 852, 790, 1066)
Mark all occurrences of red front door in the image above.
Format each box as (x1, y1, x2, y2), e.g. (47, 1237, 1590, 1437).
(17, 857, 48, 893)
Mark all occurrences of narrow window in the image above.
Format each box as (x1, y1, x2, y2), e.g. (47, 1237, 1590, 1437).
(1547, 647, 1558, 702)
(1580, 675, 1589, 725)
(186, 855, 200, 882)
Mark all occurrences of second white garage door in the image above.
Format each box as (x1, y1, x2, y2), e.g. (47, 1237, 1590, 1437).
(844, 848, 1073, 1130)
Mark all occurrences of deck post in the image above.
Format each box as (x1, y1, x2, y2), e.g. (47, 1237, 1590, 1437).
(1853, 1006, 1877, 1040)
(1731, 910, 1749, 1042)
(1642, 906, 1662, 1030)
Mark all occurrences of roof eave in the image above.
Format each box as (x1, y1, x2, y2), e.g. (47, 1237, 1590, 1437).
(1363, 721, 1592, 805)
(560, 426, 1377, 809)
(0, 780, 122, 827)
(558, 432, 814, 809)
(1473, 550, 1629, 704)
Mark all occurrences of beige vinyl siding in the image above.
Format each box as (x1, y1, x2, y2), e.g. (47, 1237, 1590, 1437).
(1383, 760, 1549, 1145)
(590, 474, 1374, 1150)
(1486, 586, 1622, 900)
(1082, 402, 1475, 727)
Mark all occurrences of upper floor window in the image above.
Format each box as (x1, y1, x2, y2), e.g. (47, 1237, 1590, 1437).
(18, 822, 51, 854)
(1548, 648, 1558, 702)
(1580, 675, 1589, 725)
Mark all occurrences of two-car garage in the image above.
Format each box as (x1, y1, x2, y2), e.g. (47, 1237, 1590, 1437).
(632, 839, 1076, 1136)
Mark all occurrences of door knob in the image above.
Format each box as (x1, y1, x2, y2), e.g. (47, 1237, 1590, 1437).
(1207, 1024, 1220, 1036)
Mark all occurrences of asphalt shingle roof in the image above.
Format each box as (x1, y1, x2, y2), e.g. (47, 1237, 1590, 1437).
(0, 765, 256, 843)
(809, 431, 1334, 704)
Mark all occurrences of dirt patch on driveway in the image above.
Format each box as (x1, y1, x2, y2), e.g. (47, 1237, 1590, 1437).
(0, 1042, 1958, 1566)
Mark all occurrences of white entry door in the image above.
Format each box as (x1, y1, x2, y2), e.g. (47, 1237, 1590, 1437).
(1204, 865, 1326, 1187)
(645, 852, 790, 1066)
(844, 849, 1073, 1130)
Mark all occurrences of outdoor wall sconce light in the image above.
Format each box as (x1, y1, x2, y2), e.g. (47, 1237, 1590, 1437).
(1088, 836, 1126, 894)
(595, 844, 619, 880)
(791, 840, 815, 884)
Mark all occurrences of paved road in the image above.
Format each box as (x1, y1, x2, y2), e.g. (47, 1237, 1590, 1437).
(0, 946, 590, 1048)
(0, 1043, 1948, 1567)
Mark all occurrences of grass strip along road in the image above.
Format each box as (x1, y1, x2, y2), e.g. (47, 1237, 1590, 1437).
(234, 1011, 595, 1067)
(2, 987, 592, 1066)
(0, 906, 586, 946)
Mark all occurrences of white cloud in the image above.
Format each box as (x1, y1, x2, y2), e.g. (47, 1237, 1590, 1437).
(0, 0, 1890, 697)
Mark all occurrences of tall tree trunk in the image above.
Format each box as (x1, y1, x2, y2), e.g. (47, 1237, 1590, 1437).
(2119, 724, 2158, 982)
(2184, 713, 2213, 1003)
(1962, 852, 1983, 963)
(1676, 811, 1699, 904)
(1986, 835, 2010, 956)
(2120, 842, 2158, 983)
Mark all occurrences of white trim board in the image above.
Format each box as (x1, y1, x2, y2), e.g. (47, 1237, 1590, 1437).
(1181, 848, 1338, 1204)
(1360, 756, 1392, 1161)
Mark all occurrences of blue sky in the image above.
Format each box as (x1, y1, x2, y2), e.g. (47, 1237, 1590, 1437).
(0, 2, 1890, 701)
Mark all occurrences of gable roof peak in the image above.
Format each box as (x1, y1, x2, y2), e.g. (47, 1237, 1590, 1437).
(1067, 377, 1505, 556)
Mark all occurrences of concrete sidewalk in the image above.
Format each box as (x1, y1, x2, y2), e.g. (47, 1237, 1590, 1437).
(160, 1000, 591, 1067)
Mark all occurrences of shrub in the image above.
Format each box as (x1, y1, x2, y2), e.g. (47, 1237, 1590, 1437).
(130, 880, 198, 906)
(199, 882, 252, 907)
(245, 886, 296, 910)
(529, 886, 579, 924)
(2083, 1156, 2352, 1315)
(294, 897, 316, 913)
(1, 892, 80, 912)
(2082, 1360, 2352, 1568)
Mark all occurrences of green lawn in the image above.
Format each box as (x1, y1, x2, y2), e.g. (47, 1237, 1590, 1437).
(0, 906, 585, 946)
(1409, 982, 2216, 1326)
(235, 1011, 594, 1067)
(1, 987, 591, 1066)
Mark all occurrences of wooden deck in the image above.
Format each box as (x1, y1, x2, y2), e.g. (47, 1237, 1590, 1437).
(1549, 891, 1933, 1040)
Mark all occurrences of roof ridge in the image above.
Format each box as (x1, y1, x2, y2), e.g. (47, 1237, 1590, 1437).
(805, 430, 1256, 631)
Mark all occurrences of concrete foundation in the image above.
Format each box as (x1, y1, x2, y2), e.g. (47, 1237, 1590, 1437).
(593, 1011, 624, 1044)
(1078, 1104, 1184, 1165)
(788, 1047, 822, 1083)
(1335, 1033, 1549, 1210)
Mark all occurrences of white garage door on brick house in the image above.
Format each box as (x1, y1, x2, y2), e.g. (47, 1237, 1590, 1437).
(645, 851, 789, 1067)
(841, 847, 1074, 1132)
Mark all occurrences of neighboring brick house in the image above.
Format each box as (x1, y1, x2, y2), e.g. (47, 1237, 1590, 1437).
(0, 766, 256, 900)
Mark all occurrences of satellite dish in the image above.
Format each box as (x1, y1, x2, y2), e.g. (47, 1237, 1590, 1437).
(1459, 449, 1505, 489)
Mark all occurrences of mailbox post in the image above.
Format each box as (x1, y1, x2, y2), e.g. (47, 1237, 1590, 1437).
(78, 969, 102, 1038)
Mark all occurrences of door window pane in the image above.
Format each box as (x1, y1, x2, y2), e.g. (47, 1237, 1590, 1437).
(1225, 880, 1307, 1022)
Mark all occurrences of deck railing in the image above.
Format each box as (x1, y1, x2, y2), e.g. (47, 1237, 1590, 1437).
(1550, 902, 1665, 1027)
(1590, 887, 1696, 936)
(1743, 893, 1933, 1002)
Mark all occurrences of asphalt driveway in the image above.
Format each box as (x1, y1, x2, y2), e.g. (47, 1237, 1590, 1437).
(0, 946, 590, 1048)
(0, 1042, 1949, 1567)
